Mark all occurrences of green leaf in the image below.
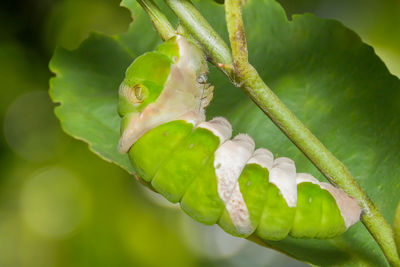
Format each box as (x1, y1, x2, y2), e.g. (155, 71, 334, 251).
(49, 0, 400, 265)
(49, 1, 163, 173)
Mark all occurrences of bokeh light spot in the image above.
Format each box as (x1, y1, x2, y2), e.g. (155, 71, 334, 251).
(20, 167, 90, 239)
(4, 91, 64, 162)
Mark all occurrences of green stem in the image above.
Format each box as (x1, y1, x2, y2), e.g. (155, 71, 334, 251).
(164, 0, 235, 78)
(144, 0, 400, 266)
(137, 0, 175, 41)
(224, 1, 399, 266)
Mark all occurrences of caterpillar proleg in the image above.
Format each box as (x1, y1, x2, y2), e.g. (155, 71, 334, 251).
(117, 35, 361, 240)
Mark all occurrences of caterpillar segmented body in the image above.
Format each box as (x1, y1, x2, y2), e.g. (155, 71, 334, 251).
(118, 35, 361, 240)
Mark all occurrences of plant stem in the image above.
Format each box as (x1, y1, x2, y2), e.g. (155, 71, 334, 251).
(137, 0, 175, 41)
(224, 1, 399, 266)
(146, 0, 400, 266)
(164, 0, 235, 78)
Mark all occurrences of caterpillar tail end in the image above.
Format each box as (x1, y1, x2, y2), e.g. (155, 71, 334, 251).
(322, 182, 361, 229)
(296, 173, 361, 230)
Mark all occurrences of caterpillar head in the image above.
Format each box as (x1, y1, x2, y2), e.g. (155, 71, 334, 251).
(118, 35, 212, 153)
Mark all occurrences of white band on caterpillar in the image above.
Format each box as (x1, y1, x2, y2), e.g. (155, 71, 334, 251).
(215, 134, 255, 202)
(225, 182, 254, 235)
(296, 172, 319, 185)
(198, 117, 232, 144)
(269, 157, 297, 207)
(321, 183, 361, 229)
(247, 148, 274, 171)
(215, 134, 255, 233)
(177, 111, 204, 126)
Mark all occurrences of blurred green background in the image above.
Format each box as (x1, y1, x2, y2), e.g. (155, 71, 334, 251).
(0, 0, 398, 266)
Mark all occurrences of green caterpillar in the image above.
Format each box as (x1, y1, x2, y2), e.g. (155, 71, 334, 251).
(117, 35, 361, 240)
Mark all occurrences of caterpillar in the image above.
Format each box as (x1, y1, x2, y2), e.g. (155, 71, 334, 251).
(117, 35, 361, 240)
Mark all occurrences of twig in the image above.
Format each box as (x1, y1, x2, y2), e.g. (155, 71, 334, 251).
(137, 0, 175, 41)
(164, 0, 235, 79)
